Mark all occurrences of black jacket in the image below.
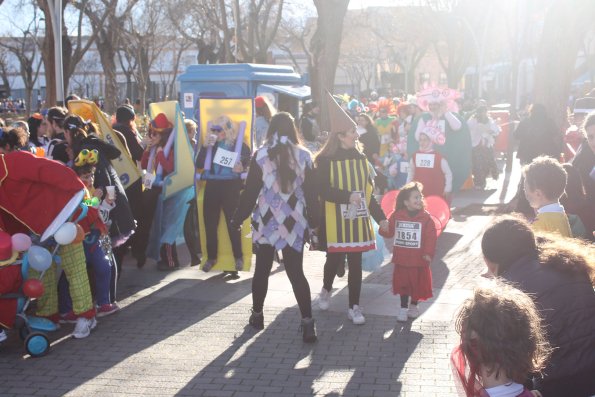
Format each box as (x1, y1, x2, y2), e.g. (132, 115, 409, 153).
(79, 135, 136, 241)
(502, 255, 595, 387)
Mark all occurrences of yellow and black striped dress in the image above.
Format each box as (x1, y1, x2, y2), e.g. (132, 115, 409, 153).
(324, 157, 376, 253)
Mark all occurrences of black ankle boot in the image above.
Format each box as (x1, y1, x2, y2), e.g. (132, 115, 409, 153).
(301, 318, 317, 343)
(249, 310, 264, 330)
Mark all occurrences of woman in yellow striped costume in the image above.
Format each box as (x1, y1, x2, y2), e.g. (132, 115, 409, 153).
(314, 93, 389, 325)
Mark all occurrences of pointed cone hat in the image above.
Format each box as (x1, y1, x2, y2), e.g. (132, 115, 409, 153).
(326, 92, 356, 133)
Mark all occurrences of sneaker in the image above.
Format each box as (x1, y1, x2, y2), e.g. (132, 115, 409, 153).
(0, 329, 7, 343)
(347, 305, 366, 325)
(96, 303, 120, 318)
(249, 309, 264, 330)
(318, 287, 331, 311)
(72, 317, 97, 339)
(300, 318, 317, 343)
(202, 259, 216, 272)
(59, 311, 78, 324)
(397, 308, 408, 322)
(235, 257, 244, 272)
(190, 255, 202, 267)
(407, 304, 420, 319)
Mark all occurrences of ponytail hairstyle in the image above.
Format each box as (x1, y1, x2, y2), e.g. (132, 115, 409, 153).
(46, 106, 68, 130)
(63, 114, 89, 155)
(395, 181, 424, 211)
(265, 112, 301, 194)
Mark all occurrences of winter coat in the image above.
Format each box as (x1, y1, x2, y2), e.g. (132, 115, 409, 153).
(501, 254, 595, 385)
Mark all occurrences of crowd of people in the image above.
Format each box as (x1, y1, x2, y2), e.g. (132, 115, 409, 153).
(0, 84, 593, 396)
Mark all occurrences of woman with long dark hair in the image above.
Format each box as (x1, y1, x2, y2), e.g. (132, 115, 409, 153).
(231, 112, 318, 343)
(63, 115, 136, 278)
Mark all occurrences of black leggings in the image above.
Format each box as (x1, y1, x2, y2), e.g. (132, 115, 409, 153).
(252, 244, 312, 319)
(400, 295, 418, 308)
(323, 252, 362, 309)
(203, 179, 243, 260)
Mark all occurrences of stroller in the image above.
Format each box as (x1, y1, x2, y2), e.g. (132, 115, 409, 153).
(0, 252, 58, 358)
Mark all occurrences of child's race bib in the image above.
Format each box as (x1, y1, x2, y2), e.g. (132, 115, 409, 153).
(213, 147, 238, 168)
(415, 153, 435, 168)
(340, 191, 368, 219)
(143, 173, 155, 189)
(394, 221, 422, 249)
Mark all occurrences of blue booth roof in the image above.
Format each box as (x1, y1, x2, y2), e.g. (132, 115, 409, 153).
(178, 63, 303, 85)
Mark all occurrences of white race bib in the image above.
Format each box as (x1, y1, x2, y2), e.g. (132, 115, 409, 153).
(213, 147, 238, 168)
(394, 221, 422, 249)
(340, 191, 369, 220)
(400, 161, 409, 174)
(143, 173, 155, 189)
(380, 133, 392, 145)
(415, 153, 435, 168)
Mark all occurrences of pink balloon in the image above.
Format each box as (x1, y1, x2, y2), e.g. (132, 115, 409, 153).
(11, 233, 32, 252)
(425, 195, 451, 234)
(381, 190, 400, 218)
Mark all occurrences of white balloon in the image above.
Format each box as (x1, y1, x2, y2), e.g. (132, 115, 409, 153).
(54, 222, 77, 246)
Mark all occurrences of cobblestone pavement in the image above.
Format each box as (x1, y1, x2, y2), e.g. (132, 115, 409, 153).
(0, 161, 520, 396)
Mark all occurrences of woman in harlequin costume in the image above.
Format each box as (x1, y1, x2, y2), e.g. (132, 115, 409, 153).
(407, 123, 453, 199)
(195, 115, 251, 273)
(0, 150, 97, 338)
(231, 112, 319, 343)
(407, 87, 472, 193)
(315, 92, 389, 325)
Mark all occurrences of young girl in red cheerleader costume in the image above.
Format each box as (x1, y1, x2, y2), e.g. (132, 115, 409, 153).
(379, 181, 436, 322)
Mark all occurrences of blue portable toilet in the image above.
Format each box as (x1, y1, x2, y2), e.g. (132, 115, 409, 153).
(178, 63, 311, 120)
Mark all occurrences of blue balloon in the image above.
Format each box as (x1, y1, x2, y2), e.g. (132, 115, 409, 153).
(27, 246, 53, 272)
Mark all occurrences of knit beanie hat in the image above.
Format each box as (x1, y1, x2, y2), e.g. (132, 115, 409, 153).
(116, 105, 135, 123)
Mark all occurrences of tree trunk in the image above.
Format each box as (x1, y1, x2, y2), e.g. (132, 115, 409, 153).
(310, 0, 350, 131)
(533, 0, 595, 130)
(97, 43, 118, 114)
(39, 0, 56, 107)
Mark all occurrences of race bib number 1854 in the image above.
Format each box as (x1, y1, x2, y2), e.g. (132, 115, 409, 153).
(394, 221, 422, 249)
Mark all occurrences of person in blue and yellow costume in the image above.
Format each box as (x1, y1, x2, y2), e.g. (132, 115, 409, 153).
(195, 115, 251, 273)
(314, 92, 389, 326)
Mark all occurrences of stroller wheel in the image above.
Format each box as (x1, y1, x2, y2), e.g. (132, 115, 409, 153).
(25, 332, 50, 357)
(19, 325, 30, 341)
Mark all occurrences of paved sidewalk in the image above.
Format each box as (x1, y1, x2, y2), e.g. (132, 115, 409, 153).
(0, 161, 520, 396)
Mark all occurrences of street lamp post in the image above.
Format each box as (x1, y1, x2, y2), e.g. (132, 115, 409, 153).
(47, 0, 64, 105)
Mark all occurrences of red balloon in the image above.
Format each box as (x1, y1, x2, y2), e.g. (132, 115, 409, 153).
(23, 279, 44, 299)
(381, 190, 400, 218)
(425, 195, 451, 235)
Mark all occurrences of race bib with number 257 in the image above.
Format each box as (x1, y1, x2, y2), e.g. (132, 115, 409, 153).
(213, 147, 238, 168)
